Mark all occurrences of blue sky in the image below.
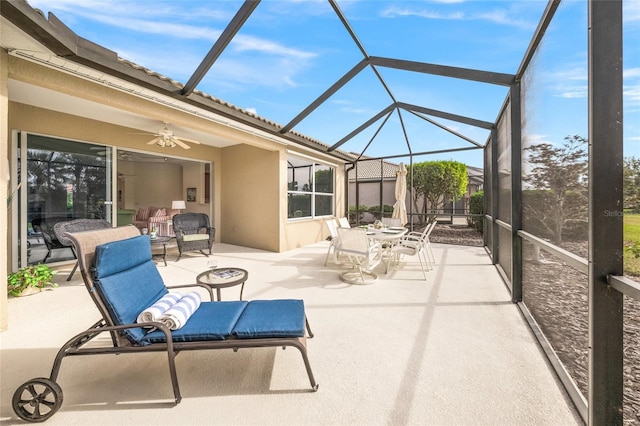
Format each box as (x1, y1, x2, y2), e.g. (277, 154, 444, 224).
(26, 0, 639, 167)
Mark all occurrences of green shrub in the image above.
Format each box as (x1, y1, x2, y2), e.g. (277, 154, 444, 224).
(469, 191, 484, 233)
(348, 205, 368, 223)
(368, 205, 394, 220)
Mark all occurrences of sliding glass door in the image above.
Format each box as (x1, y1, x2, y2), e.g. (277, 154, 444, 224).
(15, 133, 113, 266)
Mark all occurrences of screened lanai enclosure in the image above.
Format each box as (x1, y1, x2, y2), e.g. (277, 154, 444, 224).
(345, 2, 638, 424)
(298, 1, 638, 423)
(2, 0, 639, 424)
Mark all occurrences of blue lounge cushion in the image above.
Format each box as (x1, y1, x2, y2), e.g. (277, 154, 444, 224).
(95, 235, 153, 277)
(92, 235, 307, 345)
(94, 235, 168, 343)
(142, 301, 248, 343)
(233, 300, 305, 338)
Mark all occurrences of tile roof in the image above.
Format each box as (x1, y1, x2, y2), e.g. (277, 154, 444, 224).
(349, 160, 484, 184)
(348, 159, 400, 181)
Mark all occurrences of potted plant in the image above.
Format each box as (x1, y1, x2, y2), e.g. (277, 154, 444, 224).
(7, 264, 58, 297)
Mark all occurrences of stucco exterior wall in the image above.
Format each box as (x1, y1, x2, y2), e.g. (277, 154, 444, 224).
(221, 144, 280, 251)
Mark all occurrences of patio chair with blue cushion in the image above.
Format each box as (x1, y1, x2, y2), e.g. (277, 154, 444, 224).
(11, 225, 317, 423)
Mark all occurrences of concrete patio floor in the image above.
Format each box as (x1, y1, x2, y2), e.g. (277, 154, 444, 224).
(0, 240, 582, 425)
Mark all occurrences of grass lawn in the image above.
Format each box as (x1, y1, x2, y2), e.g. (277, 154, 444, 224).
(625, 213, 640, 277)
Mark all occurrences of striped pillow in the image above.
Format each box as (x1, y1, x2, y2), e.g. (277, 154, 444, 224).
(152, 208, 166, 217)
(136, 207, 150, 221)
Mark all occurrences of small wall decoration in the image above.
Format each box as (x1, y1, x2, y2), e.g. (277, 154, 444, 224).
(186, 187, 196, 202)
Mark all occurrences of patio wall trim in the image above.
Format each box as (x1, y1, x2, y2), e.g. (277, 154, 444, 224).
(518, 230, 589, 275)
(494, 218, 511, 232)
(608, 275, 640, 302)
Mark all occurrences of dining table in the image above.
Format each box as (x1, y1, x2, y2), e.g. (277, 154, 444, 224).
(360, 225, 408, 273)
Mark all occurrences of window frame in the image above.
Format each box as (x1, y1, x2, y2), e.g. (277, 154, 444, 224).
(287, 153, 335, 220)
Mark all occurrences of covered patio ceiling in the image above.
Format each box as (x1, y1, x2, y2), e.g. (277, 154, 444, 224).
(0, 0, 555, 166)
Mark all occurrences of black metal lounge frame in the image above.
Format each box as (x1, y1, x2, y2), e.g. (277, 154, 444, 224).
(11, 226, 317, 423)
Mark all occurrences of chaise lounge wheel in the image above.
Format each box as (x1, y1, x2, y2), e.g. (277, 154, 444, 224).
(12, 378, 63, 423)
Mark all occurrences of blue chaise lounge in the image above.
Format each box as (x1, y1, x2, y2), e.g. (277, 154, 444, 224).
(11, 225, 318, 423)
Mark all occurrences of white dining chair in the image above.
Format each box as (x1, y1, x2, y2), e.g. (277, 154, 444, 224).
(423, 220, 437, 263)
(337, 217, 351, 228)
(390, 220, 437, 280)
(335, 227, 382, 284)
(324, 219, 342, 266)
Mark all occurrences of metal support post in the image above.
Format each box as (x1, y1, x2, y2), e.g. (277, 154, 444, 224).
(491, 128, 499, 264)
(588, 0, 624, 423)
(510, 83, 523, 302)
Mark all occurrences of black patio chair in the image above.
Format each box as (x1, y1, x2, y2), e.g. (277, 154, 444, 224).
(33, 217, 76, 263)
(54, 219, 112, 280)
(172, 213, 215, 260)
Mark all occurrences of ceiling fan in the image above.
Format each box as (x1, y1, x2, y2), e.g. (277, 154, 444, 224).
(143, 122, 201, 150)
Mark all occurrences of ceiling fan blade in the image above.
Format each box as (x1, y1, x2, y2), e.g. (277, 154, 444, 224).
(177, 137, 200, 145)
(173, 138, 191, 149)
(147, 137, 162, 145)
(127, 132, 158, 136)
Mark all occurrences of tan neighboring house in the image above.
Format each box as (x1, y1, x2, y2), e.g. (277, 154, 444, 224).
(0, 2, 353, 329)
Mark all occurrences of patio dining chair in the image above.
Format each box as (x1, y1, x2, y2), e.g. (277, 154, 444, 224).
(335, 227, 383, 284)
(324, 219, 342, 266)
(337, 217, 351, 228)
(389, 220, 437, 280)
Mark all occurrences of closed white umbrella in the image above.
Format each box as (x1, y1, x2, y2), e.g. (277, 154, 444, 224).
(392, 162, 408, 226)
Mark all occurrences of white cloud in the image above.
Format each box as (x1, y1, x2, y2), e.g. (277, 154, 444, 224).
(380, 4, 535, 30)
(554, 67, 588, 82)
(624, 0, 640, 23)
(91, 14, 222, 40)
(232, 35, 317, 60)
(330, 99, 373, 115)
(624, 68, 640, 79)
(27, 0, 318, 91)
(380, 7, 464, 21)
(28, 0, 315, 58)
(557, 85, 588, 99)
(624, 84, 640, 104)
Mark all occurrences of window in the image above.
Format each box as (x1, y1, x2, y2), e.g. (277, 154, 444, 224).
(287, 155, 334, 219)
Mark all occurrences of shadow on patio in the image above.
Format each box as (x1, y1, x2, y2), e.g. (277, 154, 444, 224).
(0, 241, 582, 425)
